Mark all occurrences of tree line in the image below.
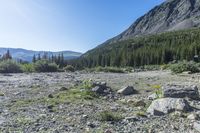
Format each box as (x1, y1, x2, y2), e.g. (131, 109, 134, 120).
(32, 53, 66, 68)
(70, 28, 200, 69)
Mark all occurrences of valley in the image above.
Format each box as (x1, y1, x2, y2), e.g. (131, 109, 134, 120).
(0, 71, 200, 132)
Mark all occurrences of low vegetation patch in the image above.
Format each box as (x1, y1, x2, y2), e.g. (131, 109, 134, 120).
(170, 61, 200, 74)
(152, 84, 163, 99)
(0, 92, 4, 96)
(21, 63, 35, 73)
(64, 65, 75, 72)
(136, 111, 147, 117)
(92, 66, 125, 73)
(42, 80, 98, 105)
(98, 110, 123, 122)
(34, 60, 59, 72)
(0, 60, 22, 73)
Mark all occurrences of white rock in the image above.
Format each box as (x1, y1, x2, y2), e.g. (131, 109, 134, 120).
(147, 98, 191, 116)
(117, 86, 136, 95)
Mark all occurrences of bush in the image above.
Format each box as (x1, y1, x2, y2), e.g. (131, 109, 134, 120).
(98, 110, 122, 122)
(64, 65, 75, 72)
(170, 61, 199, 74)
(95, 66, 125, 73)
(21, 64, 34, 73)
(34, 60, 58, 72)
(0, 60, 22, 73)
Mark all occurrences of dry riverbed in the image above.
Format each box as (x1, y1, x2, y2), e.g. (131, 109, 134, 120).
(0, 70, 200, 133)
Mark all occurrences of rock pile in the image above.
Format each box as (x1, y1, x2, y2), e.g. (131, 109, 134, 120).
(91, 81, 112, 95)
(162, 84, 199, 100)
(147, 84, 199, 116)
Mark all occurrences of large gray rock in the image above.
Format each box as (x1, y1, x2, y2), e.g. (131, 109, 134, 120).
(147, 98, 191, 116)
(91, 86, 104, 94)
(162, 85, 199, 99)
(91, 81, 111, 95)
(194, 121, 200, 132)
(117, 86, 136, 95)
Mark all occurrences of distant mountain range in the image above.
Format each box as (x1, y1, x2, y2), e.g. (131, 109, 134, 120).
(0, 48, 82, 62)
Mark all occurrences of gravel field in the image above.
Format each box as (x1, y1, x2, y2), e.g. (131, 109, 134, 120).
(0, 70, 200, 133)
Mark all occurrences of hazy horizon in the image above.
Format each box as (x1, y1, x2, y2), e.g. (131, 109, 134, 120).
(0, 0, 164, 53)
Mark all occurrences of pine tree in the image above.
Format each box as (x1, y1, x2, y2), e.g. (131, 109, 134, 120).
(32, 54, 36, 63)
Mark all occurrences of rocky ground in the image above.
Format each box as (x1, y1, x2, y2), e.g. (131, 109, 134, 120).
(0, 70, 200, 133)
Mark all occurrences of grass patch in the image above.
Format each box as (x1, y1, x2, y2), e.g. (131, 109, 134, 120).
(170, 61, 200, 74)
(152, 84, 163, 99)
(97, 110, 123, 122)
(136, 111, 147, 117)
(93, 66, 125, 73)
(0, 92, 4, 96)
(10, 80, 98, 111)
(41, 80, 98, 105)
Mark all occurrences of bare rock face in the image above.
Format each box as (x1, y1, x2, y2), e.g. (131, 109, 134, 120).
(147, 98, 191, 116)
(103, 0, 200, 44)
(162, 85, 199, 99)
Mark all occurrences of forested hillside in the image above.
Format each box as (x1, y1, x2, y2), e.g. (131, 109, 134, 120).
(72, 28, 200, 68)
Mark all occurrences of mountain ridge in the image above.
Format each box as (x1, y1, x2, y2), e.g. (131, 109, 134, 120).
(97, 0, 200, 46)
(0, 47, 82, 62)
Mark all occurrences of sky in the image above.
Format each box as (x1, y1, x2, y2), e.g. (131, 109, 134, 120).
(0, 0, 165, 53)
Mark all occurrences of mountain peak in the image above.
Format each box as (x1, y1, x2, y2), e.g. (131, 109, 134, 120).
(107, 0, 200, 43)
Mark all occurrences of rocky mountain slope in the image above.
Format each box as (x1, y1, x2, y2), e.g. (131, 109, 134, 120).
(0, 48, 82, 62)
(103, 0, 200, 44)
(77, 0, 200, 68)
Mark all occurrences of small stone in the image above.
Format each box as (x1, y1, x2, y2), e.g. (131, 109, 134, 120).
(48, 94, 54, 98)
(187, 113, 199, 120)
(104, 129, 113, 133)
(125, 116, 139, 121)
(148, 93, 157, 100)
(82, 115, 88, 119)
(117, 86, 136, 95)
(59, 87, 68, 91)
(87, 122, 95, 128)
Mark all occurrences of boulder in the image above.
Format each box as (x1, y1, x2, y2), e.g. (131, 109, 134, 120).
(187, 113, 200, 120)
(91, 86, 104, 94)
(91, 81, 111, 95)
(162, 84, 199, 99)
(194, 122, 200, 132)
(147, 98, 191, 116)
(117, 86, 136, 95)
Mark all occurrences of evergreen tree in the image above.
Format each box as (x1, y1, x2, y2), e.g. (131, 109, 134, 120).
(32, 54, 36, 63)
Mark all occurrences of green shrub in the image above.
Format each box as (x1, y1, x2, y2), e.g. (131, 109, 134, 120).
(64, 65, 75, 72)
(142, 65, 161, 71)
(170, 61, 199, 74)
(0, 60, 22, 73)
(34, 60, 58, 72)
(152, 84, 163, 98)
(98, 110, 123, 121)
(95, 66, 125, 73)
(21, 64, 34, 73)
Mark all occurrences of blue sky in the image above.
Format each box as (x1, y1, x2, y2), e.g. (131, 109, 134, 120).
(0, 0, 165, 53)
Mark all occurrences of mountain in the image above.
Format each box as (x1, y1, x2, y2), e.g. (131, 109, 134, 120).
(103, 0, 200, 44)
(0, 48, 82, 62)
(74, 0, 200, 68)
